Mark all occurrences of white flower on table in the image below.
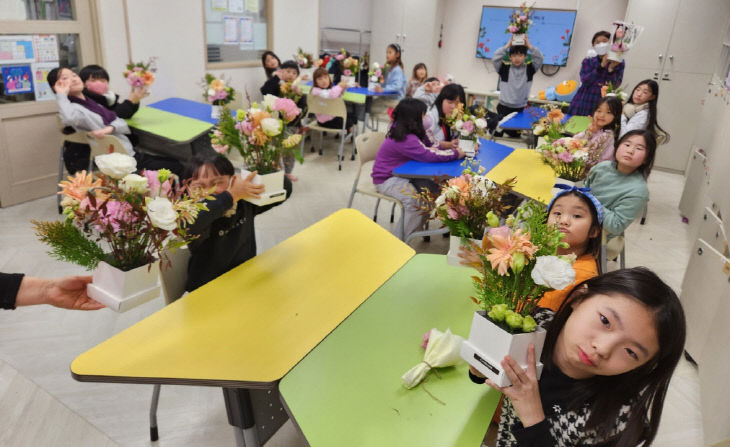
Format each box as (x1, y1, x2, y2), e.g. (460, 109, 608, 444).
(531, 255, 575, 290)
(146, 197, 178, 231)
(94, 153, 137, 179)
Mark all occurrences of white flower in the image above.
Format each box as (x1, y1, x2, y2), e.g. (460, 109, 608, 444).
(146, 197, 178, 231)
(434, 193, 446, 208)
(260, 118, 282, 136)
(120, 173, 149, 194)
(94, 153, 137, 179)
(460, 129, 471, 138)
(445, 186, 461, 200)
(372, 62, 380, 69)
(475, 118, 487, 129)
(454, 120, 464, 131)
(262, 94, 278, 110)
(531, 256, 575, 290)
(207, 88, 216, 97)
(573, 149, 588, 161)
(474, 176, 493, 196)
(370, 75, 378, 83)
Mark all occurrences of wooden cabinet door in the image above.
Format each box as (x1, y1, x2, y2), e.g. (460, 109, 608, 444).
(370, 0, 405, 67)
(400, 0, 439, 77)
(624, 0, 679, 75)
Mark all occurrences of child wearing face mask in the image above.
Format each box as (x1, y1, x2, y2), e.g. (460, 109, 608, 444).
(572, 96, 623, 162)
(79, 65, 147, 119)
(492, 35, 543, 137)
(568, 31, 625, 117)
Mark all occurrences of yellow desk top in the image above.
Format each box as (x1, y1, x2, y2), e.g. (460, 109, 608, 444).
(71, 209, 415, 387)
(485, 148, 556, 204)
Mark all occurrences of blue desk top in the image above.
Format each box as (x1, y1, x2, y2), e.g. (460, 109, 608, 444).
(500, 107, 571, 131)
(392, 139, 514, 179)
(148, 97, 220, 125)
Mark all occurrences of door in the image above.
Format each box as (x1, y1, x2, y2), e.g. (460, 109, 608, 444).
(370, 0, 405, 67)
(400, 0, 439, 77)
(623, 0, 678, 75)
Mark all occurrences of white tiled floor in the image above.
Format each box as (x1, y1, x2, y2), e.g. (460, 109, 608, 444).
(0, 135, 703, 446)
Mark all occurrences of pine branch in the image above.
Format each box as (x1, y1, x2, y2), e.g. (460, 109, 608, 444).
(32, 220, 106, 270)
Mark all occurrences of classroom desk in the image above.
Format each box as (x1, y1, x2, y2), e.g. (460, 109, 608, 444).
(280, 254, 502, 447)
(465, 89, 565, 109)
(302, 83, 399, 133)
(126, 106, 213, 143)
(498, 107, 572, 149)
(148, 97, 221, 125)
(71, 209, 415, 446)
(393, 139, 555, 203)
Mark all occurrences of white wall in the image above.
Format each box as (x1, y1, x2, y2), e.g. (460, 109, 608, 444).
(96, 0, 319, 105)
(435, 0, 628, 94)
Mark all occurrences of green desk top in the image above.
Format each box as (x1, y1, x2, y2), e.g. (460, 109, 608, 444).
(125, 106, 213, 143)
(301, 85, 367, 104)
(564, 115, 591, 135)
(280, 254, 500, 447)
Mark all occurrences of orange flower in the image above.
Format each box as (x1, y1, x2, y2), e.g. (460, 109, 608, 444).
(250, 128, 269, 146)
(248, 109, 271, 129)
(210, 79, 225, 91)
(485, 228, 536, 276)
(142, 71, 155, 85)
(547, 108, 564, 124)
(448, 176, 470, 197)
(59, 171, 101, 201)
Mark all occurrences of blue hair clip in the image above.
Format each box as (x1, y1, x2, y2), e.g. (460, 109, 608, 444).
(548, 184, 604, 225)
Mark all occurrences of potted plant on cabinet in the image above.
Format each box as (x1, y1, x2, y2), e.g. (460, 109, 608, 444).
(460, 200, 575, 386)
(32, 153, 210, 312)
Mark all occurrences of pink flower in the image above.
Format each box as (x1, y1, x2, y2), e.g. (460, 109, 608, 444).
(558, 151, 574, 163)
(273, 97, 301, 122)
(343, 69, 352, 76)
(519, 15, 527, 21)
(97, 200, 135, 232)
(509, 26, 518, 33)
(375, 69, 382, 77)
(236, 120, 254, 136)
(143, 170, 171, 198)
(462, 120, 475, 133)
(421, 330, 431, 349)
(133, 67, 143, 72)
(336, 54, 344, 61)
(447, 207, 460, 220)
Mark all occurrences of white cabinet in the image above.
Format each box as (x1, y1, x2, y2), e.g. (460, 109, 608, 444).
(623, 0, 730, 172)
(370, 0, 442, 78)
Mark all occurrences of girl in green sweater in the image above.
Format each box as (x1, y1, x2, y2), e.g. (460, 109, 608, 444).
(584, 129, 656, 236)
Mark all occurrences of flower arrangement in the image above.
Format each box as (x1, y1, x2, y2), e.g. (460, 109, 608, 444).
(202, 73, 235, 105)
(505, 2, 534, 35)
(424, 169, 516, 240)
(537, 133, 600, 181)
(368, 61, 384, 84)
(600, 81, 628, 101)
(532, 106, 566, 143)
(296, 47, 314, 69)
(123, 58, 156, 88)
(32, 153, 210, 272)
(443, 104, 489, 141)
(336, 49, 360, 77)
(279, 80, 303, 102)
(466, 200, 575, 333)
(212, 94, 303, 174)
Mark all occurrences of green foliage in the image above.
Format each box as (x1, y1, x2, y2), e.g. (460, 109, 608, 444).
(32, 220, 105, 270)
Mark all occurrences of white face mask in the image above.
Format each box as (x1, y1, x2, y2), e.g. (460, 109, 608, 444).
(594, 42, 609, 56)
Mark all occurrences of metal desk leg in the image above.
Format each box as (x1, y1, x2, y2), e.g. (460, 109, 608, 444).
(223, 388, 260, 447)
(361, 97, 373, 135)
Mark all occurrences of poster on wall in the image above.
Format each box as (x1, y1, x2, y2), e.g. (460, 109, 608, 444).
(33, 35, 59, 62)
(2, 65, 34, 95)
(0, 35, 36, 65)
(223, 16, 239, 44)
(31, 62, 58, 101)
(229, 0, 244, 13)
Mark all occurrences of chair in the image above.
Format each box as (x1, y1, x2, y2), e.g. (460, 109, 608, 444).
(85, 133, 129, 165)
(302, 94, 356, 170)
(599, 229, 626, 274)
(347, 132, 407, 238)
(149, 246, 191, 441)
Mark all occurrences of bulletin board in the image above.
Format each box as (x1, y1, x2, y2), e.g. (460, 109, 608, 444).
(203, 0, 272, 68)
(0, 34, 61, 103)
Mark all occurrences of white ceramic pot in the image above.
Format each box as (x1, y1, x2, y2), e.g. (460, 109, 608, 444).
(459, 138, 476, 158)
(446, 235, 482, 267)
(86, 261, 160, 312)
(512, 33, 526, 46)
(368, 82, 380, 92)
(606, 50, 623, 63)
(239, 169, 286, 206)
(460, 310, 546, 387)
(211, 105, 222, 119)
(341, 75, 356, 87)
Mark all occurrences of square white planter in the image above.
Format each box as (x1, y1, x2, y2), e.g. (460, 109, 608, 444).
(512, 33, 526, 46)
(459, 138, 476, 158)
(211, 105, 222, 119)
(341, 75, 356, 87)
(86, 261, 160, 313)
(239, 169, 286, 206)
(446, 235, 481, 267)
(299, 67, 314, 80)
(460, 311, 546, 387)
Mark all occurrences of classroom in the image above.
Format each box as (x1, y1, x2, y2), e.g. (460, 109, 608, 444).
(1, 0, 729, 446)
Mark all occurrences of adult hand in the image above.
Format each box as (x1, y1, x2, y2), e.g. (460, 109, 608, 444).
(484, 345, 545, 428)
(42, 276, 104, 310)
(89, 126, 114, 139)
(54, 78, 70, 95)
(229, 171, 265, 200)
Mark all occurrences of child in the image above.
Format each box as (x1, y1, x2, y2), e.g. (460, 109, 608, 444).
(48, 67, 184, 178)
(568, 31, 625, 117)
(184, 155, 292, 291)
(79, 64, 146, 119)
(573, 96, 622, 162)
(470, 267, 686, 447)
(374, 43, 406, 99)
(371, 98, 465, 239)
(310, 67, 356, 132)
(538, 186, 603, 311)
(412, 77, 442, 107)
(584, 129, 655, 237)
(620, 79, 670, 142)
(492, 35, 543, 136)
(423, 83, 465, 149)
(261, 50, 281, 79)
(405, 63, 428, 98)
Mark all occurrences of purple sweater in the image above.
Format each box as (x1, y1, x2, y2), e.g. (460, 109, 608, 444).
(371, 134, 460, 184)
